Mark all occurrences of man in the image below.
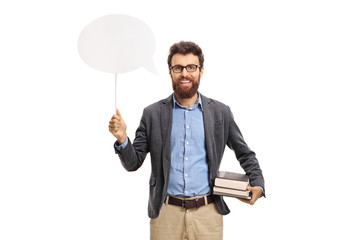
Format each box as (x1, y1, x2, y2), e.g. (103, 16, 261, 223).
(108, 41, 265, 240)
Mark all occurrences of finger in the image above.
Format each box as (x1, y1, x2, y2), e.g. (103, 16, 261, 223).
(109, 121, 120, 128)
(110, 119, 123, 126)
(114, 110, 124, 121)
(246, 186, 254, 191)
(108, 125, 116, 129)
(111, 114, 120, 120)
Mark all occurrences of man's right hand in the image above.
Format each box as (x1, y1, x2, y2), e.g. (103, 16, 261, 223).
(108, 109, 128, 145)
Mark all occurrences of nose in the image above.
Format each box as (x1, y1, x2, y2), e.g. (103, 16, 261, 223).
(180, 67, 189, 77)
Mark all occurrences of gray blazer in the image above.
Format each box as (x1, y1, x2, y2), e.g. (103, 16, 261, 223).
(114, 93, 265, 218)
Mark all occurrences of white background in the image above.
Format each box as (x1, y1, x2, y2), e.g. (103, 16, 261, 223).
(1, 0, 359, 239)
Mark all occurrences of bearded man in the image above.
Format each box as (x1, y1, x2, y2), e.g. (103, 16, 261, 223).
(108, 41, 265, 240)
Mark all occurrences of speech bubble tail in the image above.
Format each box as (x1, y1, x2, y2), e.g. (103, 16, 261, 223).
(143, 60, 159, 75)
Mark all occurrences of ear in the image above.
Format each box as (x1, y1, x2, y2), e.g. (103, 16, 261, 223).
(199, 66, 204, 78)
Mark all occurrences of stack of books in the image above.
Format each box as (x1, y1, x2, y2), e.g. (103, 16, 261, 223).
(213, 171, 252, 199)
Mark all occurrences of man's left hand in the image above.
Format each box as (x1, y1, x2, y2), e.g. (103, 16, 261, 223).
(238, 186, 262, 205)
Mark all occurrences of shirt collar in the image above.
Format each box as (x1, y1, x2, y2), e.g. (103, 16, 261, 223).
(172, 93, 203, 111)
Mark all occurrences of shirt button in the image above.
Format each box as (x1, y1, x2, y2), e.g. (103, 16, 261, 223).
(186, 141, 189, 145)
(185, 191, 188, 194)
(186, 125, 190, 128)
(185, 173, 188, 177)
(185, 157, 188, 160)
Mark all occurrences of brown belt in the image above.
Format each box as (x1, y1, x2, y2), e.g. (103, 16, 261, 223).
(166, 195, 214, 209)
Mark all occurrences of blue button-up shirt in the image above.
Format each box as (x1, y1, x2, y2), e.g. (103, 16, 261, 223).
(167, 94, 210, 197)
(114, 94, 210, 198)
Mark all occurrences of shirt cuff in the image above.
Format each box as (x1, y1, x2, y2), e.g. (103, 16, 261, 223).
(257, 186, 264, 193)
(114, 137, 128, 151)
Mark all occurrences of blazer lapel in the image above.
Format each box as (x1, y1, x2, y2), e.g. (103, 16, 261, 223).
(161, 94, 173, 182)
(201, 94, 215, 168)
(201, 94, 221, 187)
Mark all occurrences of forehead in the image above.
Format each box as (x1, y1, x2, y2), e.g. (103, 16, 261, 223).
(171, 53, 199, 66)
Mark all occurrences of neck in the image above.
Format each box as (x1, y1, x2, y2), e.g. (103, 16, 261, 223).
(174, 92, 198, 108)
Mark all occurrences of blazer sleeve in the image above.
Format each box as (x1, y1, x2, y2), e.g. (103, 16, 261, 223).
(226, 106, 266, 197)
(114, 110, 149, 171)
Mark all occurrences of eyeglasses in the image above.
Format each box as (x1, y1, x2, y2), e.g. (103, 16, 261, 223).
(170, 64, 201, 73)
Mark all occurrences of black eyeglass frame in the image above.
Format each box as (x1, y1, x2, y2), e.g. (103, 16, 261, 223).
(170, 64, 202, 73)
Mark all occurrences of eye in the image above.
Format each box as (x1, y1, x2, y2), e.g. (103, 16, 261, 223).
(188, 65, 195, 70)
(173, 65, 182, 71)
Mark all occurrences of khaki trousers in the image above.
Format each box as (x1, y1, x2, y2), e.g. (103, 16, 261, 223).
(150, 195, 223, 240)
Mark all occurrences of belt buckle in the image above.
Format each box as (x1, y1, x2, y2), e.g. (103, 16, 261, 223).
(182, 199, 189, 209)
(183, 199, 193, 209)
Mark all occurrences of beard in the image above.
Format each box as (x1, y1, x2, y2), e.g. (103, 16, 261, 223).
(172, 75, 200, 99)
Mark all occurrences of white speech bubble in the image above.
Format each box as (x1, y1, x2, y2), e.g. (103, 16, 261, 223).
(78, 14, 157, 74)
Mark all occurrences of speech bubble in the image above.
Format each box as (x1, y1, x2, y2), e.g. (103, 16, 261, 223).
(78, 14, 157, 74)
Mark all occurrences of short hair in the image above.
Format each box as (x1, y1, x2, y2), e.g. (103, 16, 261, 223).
(167, 41, 204, 68)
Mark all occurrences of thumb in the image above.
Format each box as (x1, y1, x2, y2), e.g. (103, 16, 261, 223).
(246, 186, 253, 191)
(116, 108, 120, 116)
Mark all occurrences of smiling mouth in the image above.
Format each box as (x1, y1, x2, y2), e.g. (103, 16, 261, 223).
(180, 80, 191, 85)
